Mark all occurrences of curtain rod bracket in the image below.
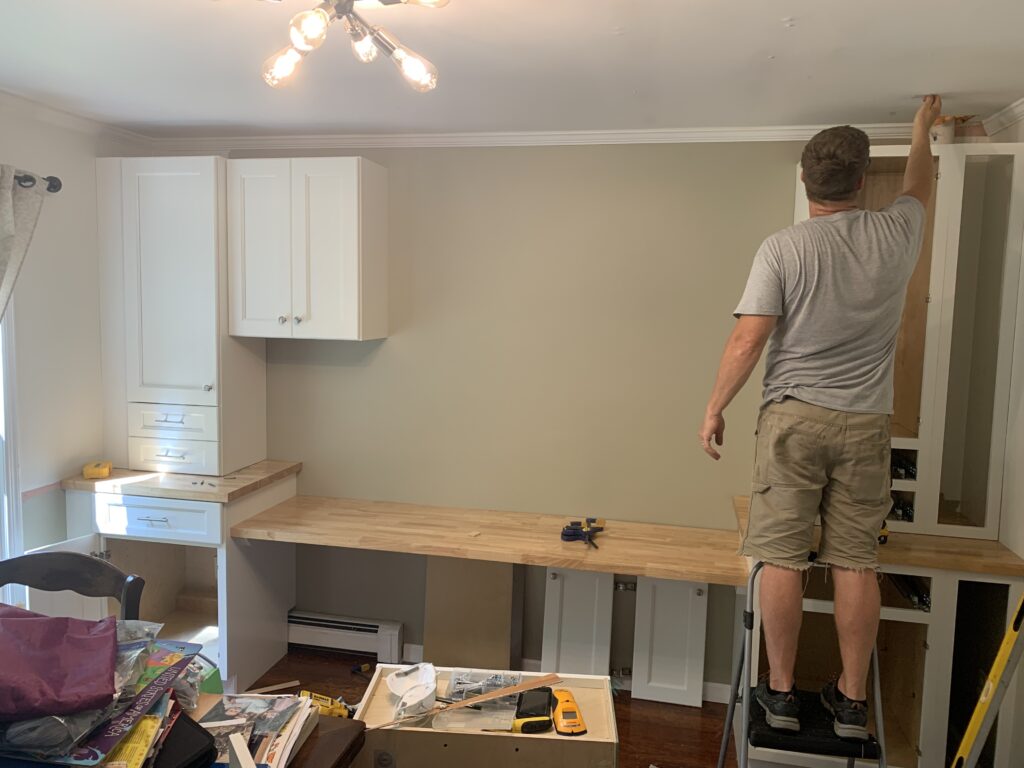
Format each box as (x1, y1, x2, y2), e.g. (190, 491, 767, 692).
(13, 173, 62, 194)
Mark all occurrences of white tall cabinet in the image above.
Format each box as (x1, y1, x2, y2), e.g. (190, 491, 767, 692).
(228, 157, 388, 341)
(98, 157, 267, 476)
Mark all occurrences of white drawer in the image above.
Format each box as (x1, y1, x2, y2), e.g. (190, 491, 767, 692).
(128, 402, 220, 441)
(94, 493, 222, 545)
(128, 437, 221, 476)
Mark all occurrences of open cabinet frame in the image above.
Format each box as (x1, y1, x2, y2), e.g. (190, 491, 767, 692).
(794, 143, 1024, 541)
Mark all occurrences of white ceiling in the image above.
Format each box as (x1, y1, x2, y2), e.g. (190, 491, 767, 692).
(1, 0, 1022, 138)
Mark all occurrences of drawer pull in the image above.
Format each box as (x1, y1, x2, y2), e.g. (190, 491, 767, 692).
(156, 450, 188, 460)
(138, 516, 170, 525)
(154, 415, 186, 425)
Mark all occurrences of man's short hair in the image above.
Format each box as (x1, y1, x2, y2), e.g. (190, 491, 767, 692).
(800, 126, 870, 202)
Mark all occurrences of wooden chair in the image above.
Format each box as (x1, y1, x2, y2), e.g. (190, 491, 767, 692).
(0, 551, 144, 620)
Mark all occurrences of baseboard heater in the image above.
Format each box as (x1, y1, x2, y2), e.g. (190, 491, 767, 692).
(287, 610, 403, 664)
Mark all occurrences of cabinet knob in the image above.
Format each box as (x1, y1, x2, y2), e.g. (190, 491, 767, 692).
(294, 315, 304, 324)
(203, 384, 213, 392)
(278, 315, 289, 324)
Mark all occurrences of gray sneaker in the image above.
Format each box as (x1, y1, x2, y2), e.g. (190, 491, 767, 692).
(754, 680, 800, 732)
(821, 681, 869, 740)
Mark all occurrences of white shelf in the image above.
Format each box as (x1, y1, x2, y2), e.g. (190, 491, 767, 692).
(891, 479, 918, 492)
(802, 598, 932, 625)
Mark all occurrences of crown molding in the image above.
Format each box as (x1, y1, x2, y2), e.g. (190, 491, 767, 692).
(0, 89, 154, 149)
(983, 97, 1024, 138)
(145, 122, 913, 153)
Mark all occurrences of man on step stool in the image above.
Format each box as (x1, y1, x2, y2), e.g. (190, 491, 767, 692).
(699, 95, 942, 740)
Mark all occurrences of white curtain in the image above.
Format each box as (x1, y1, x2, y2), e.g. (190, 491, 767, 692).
(0, 166, 54, 319)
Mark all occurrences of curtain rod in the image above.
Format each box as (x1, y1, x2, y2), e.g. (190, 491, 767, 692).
(13, 173, 62, 194)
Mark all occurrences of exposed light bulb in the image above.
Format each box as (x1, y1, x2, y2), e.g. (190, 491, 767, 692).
(262, 46, 303, 88)
(288, 6, 332, 52)
(392, 46, 438, 92)
(343, 15, 379, 63)
(370, 27, 438, 92)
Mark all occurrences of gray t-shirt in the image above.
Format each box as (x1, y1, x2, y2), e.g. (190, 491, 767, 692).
(734, 196, 926, 413)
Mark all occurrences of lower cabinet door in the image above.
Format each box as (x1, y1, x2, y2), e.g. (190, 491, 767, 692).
(631, 577, 708, 706)
(541, 569, 613, 675)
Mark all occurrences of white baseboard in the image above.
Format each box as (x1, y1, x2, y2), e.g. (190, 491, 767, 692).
(402, 643, 423, 663)
(520, 658, 542, 672)
(702, 682, 731, 704)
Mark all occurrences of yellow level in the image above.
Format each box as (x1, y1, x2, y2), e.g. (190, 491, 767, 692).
(950, 591, 1024, 768)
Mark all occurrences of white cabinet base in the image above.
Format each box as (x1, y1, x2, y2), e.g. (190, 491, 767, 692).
(631, 577, 708, 707)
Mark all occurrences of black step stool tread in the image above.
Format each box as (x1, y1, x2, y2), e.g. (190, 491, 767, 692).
(748, 688, 882, 760)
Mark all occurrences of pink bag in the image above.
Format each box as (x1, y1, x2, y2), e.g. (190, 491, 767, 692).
(0, 604, 116, 721)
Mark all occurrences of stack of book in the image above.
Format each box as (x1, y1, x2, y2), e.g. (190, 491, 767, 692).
(197, 695, 319, 768)
(0, 640, 203, 768)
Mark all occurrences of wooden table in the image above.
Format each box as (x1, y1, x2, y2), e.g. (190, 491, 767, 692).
(232, 495, 750, 586)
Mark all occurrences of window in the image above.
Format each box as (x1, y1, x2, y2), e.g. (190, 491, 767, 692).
(0, 307, 22, 606)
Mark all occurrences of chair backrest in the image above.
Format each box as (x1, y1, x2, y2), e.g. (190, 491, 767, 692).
(0, 551, 144, 620)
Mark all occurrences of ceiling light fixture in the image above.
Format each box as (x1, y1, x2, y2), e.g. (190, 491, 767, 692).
(261, 0, 444, 92)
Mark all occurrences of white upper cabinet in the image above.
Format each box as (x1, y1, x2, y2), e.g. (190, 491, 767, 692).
(122, 157, 220, 406)
(228, 159, 293, 338)
(228, 157, 388, 341)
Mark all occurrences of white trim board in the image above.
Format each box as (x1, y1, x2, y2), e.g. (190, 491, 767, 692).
(0, 89, 150, 147)
(983, 97, 1024, 137)
(702, 682, 731, 705)
(402, 643, 424, 664)
(145, 123, 914, 153)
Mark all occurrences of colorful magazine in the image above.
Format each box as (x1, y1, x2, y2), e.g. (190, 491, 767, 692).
(52, 641, 201, 766)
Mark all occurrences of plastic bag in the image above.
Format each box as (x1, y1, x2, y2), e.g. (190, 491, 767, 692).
(0, 620, 164, 758)
(170, 658, 207, 712)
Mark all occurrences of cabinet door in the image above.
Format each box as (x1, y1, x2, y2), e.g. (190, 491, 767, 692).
(291, 158, 361, 339)
(123, 157, 219, 406)
(228, 159, 293, 338)
(541, 569, 613, 675)
(631, 578, 707, 706)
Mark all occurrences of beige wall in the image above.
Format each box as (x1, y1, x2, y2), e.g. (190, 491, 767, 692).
(0, 91, 151, 549)
(266, 142, 800, 525)
(250, 141, 804, 674)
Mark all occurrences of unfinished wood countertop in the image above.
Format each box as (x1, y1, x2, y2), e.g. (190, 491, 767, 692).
(733, 496, 1024, 579)
(232, 496, 750, 586)
(61, 460, 302, 504)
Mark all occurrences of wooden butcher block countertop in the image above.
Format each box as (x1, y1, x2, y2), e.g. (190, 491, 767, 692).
(61, 460, 302, 504)
(232, 495, 751, 586)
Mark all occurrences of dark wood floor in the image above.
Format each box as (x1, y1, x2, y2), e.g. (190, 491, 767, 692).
(251, 646, 737, 768)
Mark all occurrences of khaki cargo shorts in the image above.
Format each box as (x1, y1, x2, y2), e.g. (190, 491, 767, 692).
(740, 398, 891, 571)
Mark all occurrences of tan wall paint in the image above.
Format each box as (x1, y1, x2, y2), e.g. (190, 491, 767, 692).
(253, 142, 804, 677)
(266, 142, 800, 523)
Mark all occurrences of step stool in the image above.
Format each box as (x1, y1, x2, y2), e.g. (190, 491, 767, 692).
(717, 561, 888, 768)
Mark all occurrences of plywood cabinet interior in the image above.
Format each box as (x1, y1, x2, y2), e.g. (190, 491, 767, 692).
(228, 157, 388, 341)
